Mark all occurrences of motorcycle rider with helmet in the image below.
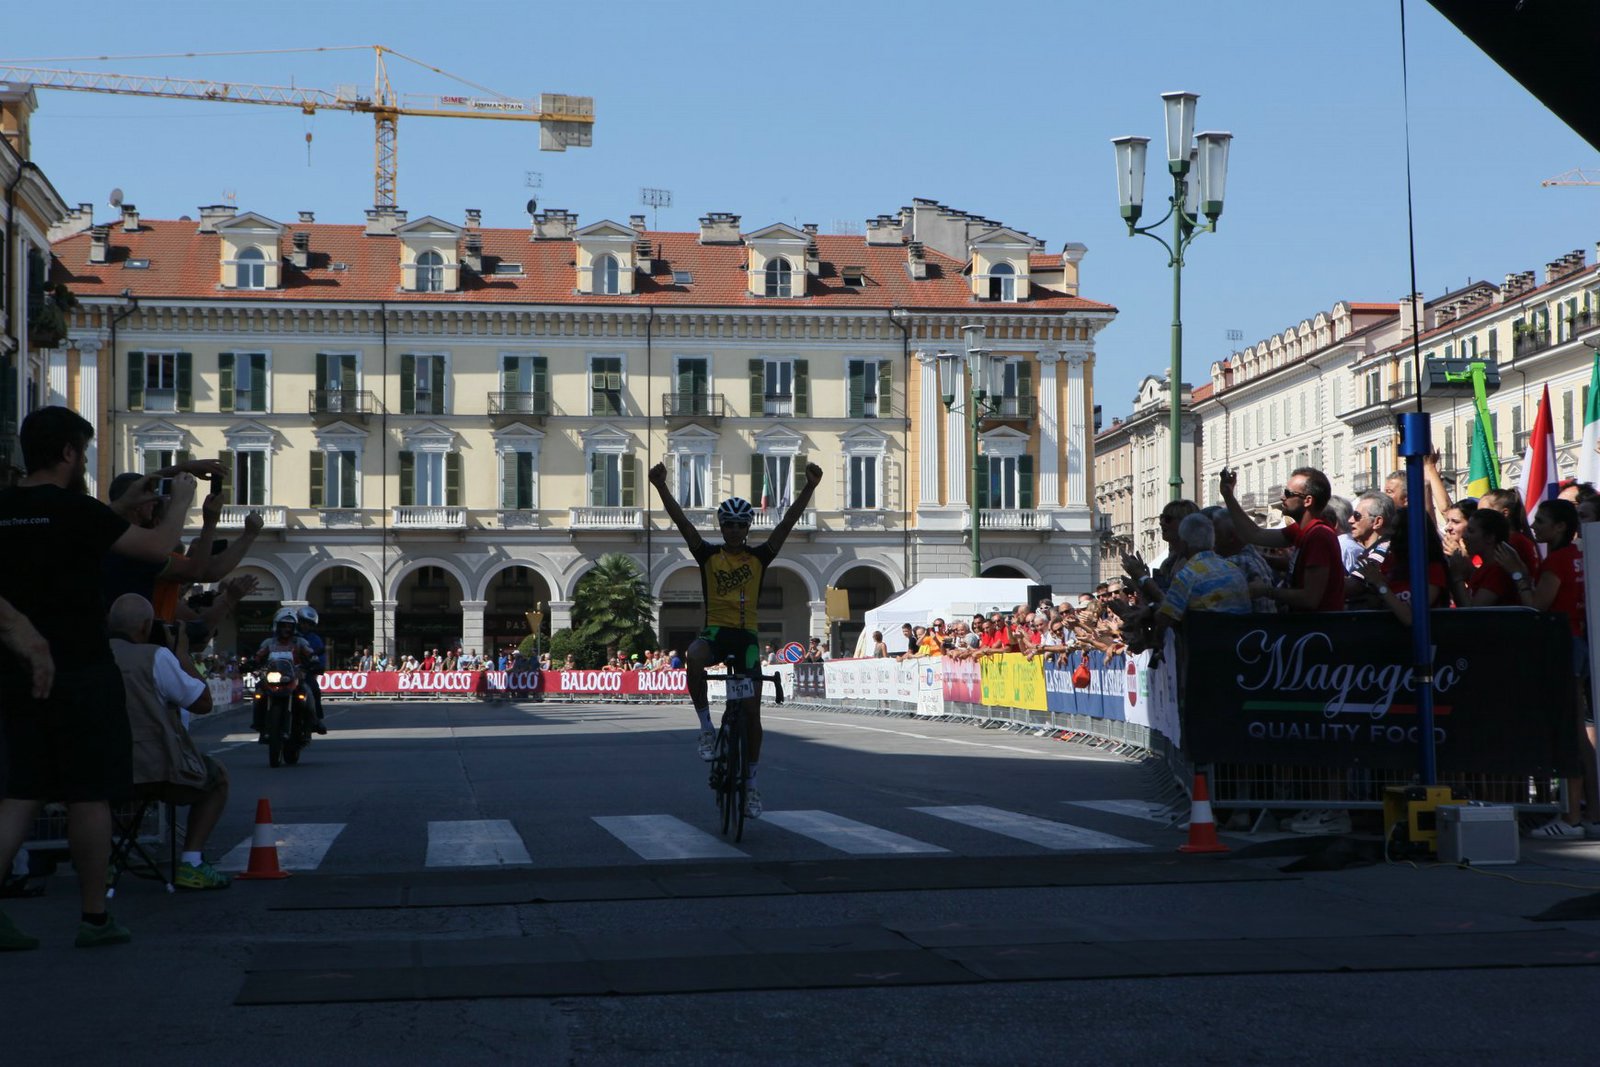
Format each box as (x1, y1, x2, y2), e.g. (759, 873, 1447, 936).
(295, 605, 329, 734)
(252, 608, 313, 742)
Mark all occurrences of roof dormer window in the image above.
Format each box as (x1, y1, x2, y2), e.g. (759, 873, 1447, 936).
(765, 257, 793, 298)
(235, 246, 267, 289)
(595, 253, 620, 295)
(988, 262, 1016, 302)
(414, 250, 444, 293)
(214, 211, 286, 290)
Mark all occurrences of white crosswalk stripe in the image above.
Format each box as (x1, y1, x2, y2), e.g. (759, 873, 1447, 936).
(426, 819, 533, 867)
(910, 805, 1150, 851)
(1062, 799, 1181, 824)
(217, 823, 346, 873)
(592, 814, 748, 860)
(762, 810, 948, 854)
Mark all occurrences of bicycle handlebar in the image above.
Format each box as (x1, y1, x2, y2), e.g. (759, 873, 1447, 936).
(717, 656, 785, 705)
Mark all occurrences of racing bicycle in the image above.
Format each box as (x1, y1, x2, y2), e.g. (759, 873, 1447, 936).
(708, 656, 784, 842)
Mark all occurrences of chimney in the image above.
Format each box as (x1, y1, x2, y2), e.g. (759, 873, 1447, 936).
(1397, 292, 1426, 338)
(88, 225, 110, 265)
(1061, 242, 1087, 297)
(635, 236, 653, 274)
(531, 208, 577, 241)
(462, 232, 483, 273)
(906, 241, 927, 281)
(120, 203, 140, 233)
(805, 237, 820, 277)
(48, 202, 96, 243)
(196, 204, 237, 233)
(801, 223, 818, 237)
(290, 231, 311, 269)
(1545, 258, 1566, 285)
(629, 214, 646, 235)
(865, 214, 904, 246)
(464, 208, 481, 229)
(697, 212, 742, 245)
(298, 210, 316, 224)
(364, 205, 406, 236)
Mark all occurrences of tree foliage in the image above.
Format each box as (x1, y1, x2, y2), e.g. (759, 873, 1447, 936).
(547, 628, 601, 668)
(571, 554, 657, 659)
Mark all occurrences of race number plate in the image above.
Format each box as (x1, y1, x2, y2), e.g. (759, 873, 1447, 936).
(726, 676, 756, 701)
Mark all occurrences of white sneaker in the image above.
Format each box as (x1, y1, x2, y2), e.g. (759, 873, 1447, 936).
(696, 730, 716, 762)
(1525, 818, 1584, 839)
(1289, 810, 1351, 835)
(743, 785, 762, 820)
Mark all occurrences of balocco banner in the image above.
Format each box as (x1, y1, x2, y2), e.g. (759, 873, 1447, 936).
(1181, 609, 1580, 774)
(319, 670, 482, 694)
(318, 669, 688, 696)
(541, 669, 688, 696)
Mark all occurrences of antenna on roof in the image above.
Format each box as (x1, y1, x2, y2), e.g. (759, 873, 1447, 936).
(1226, 329, 1244, 343)
(525, 198, 538, 218)
(640, 186, 672, 230)
(525, 171, 543, 189)
(108, 187, 124, 208)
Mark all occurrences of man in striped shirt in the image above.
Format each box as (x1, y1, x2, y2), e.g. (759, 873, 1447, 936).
(1150, 514, 1251, 665)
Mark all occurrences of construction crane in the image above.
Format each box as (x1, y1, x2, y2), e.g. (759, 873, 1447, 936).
(0, 45, 593, 207)
(1542, 167, 1600, 187)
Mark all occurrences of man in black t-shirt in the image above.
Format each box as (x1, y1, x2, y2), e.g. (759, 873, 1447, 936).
(0, 407, 197, 951)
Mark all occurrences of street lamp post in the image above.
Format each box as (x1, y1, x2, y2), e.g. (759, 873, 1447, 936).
(1113, 92, 1232, 501)
(937, 325, 1006, 577)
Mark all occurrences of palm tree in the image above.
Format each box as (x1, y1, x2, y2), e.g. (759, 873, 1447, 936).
(572, 554, 656, 655)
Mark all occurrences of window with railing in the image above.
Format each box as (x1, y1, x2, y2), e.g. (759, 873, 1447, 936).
(400, 450, 461, 508)
(311, 450, 359, 509)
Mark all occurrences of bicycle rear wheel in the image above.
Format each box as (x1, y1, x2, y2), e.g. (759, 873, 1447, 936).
(728, 729, 746, 843)
(713, 727, 734, 835)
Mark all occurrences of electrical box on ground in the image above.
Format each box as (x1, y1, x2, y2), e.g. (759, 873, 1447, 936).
(1383, 785, 1465, 856)
(1437, 804, 1520, 866)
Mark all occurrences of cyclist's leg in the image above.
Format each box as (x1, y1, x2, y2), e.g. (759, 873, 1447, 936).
(746, 695, 763, 765)
(685, 636, 713, 717)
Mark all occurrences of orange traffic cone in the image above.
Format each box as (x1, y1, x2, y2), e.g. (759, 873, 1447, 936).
(234, 797, 291, 880)
(1178, 772, 1231, 854)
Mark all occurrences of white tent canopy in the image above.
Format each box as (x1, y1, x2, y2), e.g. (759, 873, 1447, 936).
(856, 578, 1040, 656)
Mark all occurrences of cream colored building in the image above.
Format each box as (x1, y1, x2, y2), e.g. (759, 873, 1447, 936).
(53, 198, 1115, 661)
(1092, 375, 1196, 567)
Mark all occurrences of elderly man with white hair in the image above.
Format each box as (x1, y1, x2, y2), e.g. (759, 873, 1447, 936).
(107, 592, 231, 891)
(1149, 513, 1252, 666)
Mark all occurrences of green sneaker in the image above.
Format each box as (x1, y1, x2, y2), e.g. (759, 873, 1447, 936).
(175, 861, 231, 891)
(0, 909, 39, 951)
(74, 915, 132, 948)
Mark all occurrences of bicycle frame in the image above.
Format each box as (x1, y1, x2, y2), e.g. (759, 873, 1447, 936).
(708, 657, 784, 841)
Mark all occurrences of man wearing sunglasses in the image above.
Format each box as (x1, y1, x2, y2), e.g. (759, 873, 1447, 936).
(1219, 467, 1345, 612)
(651, 460, 823, 819)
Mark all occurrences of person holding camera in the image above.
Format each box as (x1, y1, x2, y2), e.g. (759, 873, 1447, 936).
(107, 593, 231, 891)
(0, 408, 198, 949)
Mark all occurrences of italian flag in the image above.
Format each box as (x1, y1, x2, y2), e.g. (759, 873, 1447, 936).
(1466, 413, 1499, 499)
(760, 462, 773, 510)
(1580, 351, 1600, 487)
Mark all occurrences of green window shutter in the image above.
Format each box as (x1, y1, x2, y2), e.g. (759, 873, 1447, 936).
(1019, 454, 1035, 510)
(878, 361, 893, 417)
(177, 449, 193, 466)
(400, 354, 416, 415)
(677, 362, 694, 397)
(429, 356, 445, 415)
(399, 451, 415, 507)
(446, 451, 462, 507)
(250, 354, 268, 411)
(1017, 362, 1033, 400)
(501, 357, 517, 395)
(622, 455, 638, 507)
(339, 356, 357, 394)
(218, 353, 235, 412)
(309, 451, 325, 508)
(248, 451, 266, 506)
(127, 351, 145, 411)
(518, 452, 534, 509)
(315, 352, 328, 389)
(500, 451, 516, 509)
(975, 456, 989, 510)
(590, 453, 605, 507)
(531, 357, 548, 407)
(749, 359, 764, 414)
(142, 448, 160, 474)
(793, 453, 807, 501)
(751, 454, 765, 502)
(794, 359, 810, 416)
(847, 361, 865, 419)
(217, 449, 234, 503)
(176, 353, 193, 411)
(340, 452, 357, 508)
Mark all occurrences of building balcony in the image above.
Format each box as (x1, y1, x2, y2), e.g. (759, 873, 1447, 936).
(978, 508, 1043, 531)
(218, 504, 287, 530)
(1352, 471, 1375, 493)
(979, 396, 1037, 426)
(684, 507, 818, 531)
(1513, 329, 1552, 359)
(488, 391, 551, 426)
(662, 392, 726, 426)
(1389, 380, 1416, 401)
(391, 506, 467, 530)
(570, 506, 644, 531)
(497, 509, 541, 529)
(309, 389, 377, 423)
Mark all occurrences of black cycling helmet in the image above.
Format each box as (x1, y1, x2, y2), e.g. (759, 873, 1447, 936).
(717, 497, 755, 525)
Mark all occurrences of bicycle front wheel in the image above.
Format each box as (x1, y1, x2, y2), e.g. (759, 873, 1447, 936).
(728, 730, 747, 842)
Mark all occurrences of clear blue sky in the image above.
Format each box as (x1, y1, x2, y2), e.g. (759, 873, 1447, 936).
(9, 0, 1596, 415)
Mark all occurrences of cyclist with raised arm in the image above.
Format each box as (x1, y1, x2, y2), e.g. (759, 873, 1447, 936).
(650, 460, 822, 818)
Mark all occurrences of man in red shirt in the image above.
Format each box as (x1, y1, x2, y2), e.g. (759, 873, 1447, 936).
(1220, 466, 1346, 612)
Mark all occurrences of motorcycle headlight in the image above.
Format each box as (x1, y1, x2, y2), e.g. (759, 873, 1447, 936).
(265, 671, 284, 684)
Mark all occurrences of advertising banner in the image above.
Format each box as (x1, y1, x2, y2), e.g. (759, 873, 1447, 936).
(978, 653, 1049, 712)
(916, 657, 946, 716)
(942, 656, 982, 705)
(793, 662, 827, 700)
(319, 670, 483, 694)
(1181, 610, 1580, 773)
(320, 669, 691, 697)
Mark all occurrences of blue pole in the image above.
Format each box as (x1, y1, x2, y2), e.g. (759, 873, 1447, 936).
(1396, 411, 1437, 785)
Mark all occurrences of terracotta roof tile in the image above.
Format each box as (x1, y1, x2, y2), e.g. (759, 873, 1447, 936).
(53, 220, 1116, 313)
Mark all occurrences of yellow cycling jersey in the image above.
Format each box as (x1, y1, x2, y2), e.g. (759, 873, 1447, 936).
(692, 540, 776, 632)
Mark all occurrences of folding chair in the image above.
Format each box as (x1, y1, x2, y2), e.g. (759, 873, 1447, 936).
(108, 784, 181, 896)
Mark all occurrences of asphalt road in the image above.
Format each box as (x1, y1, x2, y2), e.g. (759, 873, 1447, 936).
(6, 695, 1600, 1065)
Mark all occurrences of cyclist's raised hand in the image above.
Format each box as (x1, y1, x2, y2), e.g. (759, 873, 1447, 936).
(804, 462, 823, 488)
(649, 462, 669, 489)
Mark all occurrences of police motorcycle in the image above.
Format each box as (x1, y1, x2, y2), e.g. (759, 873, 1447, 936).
(253, 608, 315, 768)
(295, 605, 329, 735)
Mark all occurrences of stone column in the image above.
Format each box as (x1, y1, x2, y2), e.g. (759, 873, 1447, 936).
(1036, 350, 1062, 508)
(373, 599, 398, 659)
(548, 600, 574, 633)
(47, 350, 68, 407)
(74, 339, 102, 494)
(1062, 346, 1090, 508)
(916, 350, 942, 506)
(460, 599, 487, 657)
(808, 599, 830, 651)
(947, 360, 967, 507)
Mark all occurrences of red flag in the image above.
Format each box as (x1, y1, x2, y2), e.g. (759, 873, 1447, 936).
(1517, 384, 1559, 511)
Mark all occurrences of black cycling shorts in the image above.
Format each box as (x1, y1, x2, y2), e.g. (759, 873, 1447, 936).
(698, 626, 761, 675)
